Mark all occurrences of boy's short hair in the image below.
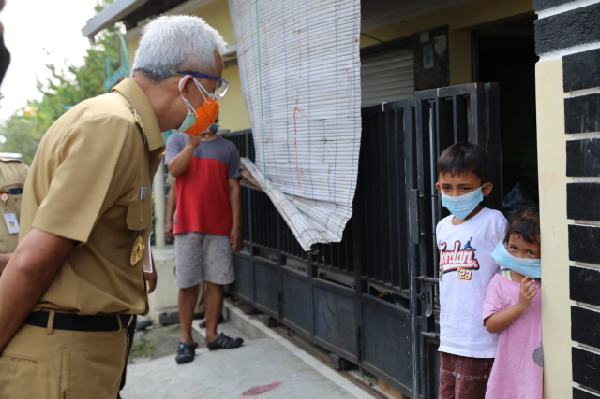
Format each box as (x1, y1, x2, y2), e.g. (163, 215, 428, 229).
(437, 142, 487, 181)
(505, 207, 540, 244)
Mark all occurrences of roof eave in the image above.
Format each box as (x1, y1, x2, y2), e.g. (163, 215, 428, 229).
(82, 0, 148, 40)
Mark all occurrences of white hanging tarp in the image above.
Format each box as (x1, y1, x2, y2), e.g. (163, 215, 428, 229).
(229, 0, 362, 250)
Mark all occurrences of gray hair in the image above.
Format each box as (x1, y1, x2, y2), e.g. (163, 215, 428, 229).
(132, 15, 227, 81)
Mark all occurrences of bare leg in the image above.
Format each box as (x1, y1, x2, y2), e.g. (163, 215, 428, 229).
(204, 281, 223, 342)
(178, 285, 199, 344)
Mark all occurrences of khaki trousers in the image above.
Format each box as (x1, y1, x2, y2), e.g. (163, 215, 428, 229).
(0, 317, 129, 399)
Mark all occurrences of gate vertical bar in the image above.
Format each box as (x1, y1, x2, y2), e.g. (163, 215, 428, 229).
(245, 133, 253, 247)
(405, 100, 420, 398)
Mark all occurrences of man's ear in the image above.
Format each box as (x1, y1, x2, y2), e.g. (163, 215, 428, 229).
(435, 181, 442, 193)
(176, 75, 192, 95)
(482, 182, 493, 197)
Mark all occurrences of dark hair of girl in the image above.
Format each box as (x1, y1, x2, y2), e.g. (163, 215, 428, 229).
(504, 207, 540, 244)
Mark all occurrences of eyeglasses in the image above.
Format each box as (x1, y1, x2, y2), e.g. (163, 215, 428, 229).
(176, 71, 229, 99)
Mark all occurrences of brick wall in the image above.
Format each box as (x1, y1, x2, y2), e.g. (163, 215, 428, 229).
(535, 1, 600, 396)
(565, 47, 600, 399)
(535, 0, 600, 399)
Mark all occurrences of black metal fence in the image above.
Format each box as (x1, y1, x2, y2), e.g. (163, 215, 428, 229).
(227, 115, 413, 290)
(225, 82, 501, 399)
(225, 103, 417, 394)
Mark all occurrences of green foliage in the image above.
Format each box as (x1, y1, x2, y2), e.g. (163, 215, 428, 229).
(0, 0, 121, 163)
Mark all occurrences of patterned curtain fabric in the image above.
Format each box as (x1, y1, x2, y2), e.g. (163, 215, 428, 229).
(229, 0, 362, 250)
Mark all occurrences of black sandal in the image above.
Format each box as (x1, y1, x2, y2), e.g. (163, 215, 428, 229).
(175, 342, 196, 364)
(207, 333, 244, 350)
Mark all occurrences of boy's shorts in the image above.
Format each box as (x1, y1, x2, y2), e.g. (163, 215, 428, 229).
(175, 233, 234, 288)
(439, 352, 493, 399)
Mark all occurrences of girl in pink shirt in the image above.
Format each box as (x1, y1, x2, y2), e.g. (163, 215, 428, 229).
(483, 208, 543, 399)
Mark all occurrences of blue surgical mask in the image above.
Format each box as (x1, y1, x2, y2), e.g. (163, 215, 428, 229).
(441, 187, 484, 220)
(491, 243, 541, 279)
(162, 129, 176, 142)
(177, 98, 197, 132)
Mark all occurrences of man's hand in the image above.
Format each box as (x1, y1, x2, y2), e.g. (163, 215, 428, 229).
(144, 269, 158, 293)
(168, 135, 202, 177)
(165, 188, 176, 242)
(0, 229, 73, 350)
(230, 227, 243, 253)
(187, 134, 202, 149)
(143, 251, 158, 293)
(165, 219, 173, 241)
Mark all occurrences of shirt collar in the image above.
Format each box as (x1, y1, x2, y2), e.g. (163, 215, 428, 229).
(112, 78, 164, 151)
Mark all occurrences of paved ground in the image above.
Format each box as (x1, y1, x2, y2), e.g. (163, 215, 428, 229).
(129, 323, 204, 362)
(121, 304, 375, 399)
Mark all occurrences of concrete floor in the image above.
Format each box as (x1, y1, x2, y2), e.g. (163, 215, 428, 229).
(121, 304, 375, 399)
(122, 338, 364, 399)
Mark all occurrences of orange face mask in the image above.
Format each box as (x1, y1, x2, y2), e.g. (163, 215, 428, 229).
(178, 77, 220, 136)
(185, 98, 219, 136)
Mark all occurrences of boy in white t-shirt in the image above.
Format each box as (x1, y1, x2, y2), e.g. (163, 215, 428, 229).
(435, 143, 507, 399)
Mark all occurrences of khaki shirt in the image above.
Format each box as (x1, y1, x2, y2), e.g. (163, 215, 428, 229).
(20, 78, 164, 315)
(0, 159, 27, 253)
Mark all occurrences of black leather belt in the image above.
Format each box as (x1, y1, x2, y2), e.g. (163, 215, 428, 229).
(25, 310, 132, 332)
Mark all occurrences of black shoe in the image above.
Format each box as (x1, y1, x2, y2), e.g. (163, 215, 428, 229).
(175, 342, 196, 364)
(206, 333, 244, 350)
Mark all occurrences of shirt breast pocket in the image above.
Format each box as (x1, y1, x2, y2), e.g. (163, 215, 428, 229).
(126, 200, 150, 232)
(126, 197, 150, 267)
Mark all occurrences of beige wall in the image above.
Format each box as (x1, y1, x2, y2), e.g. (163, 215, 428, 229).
(535, 59, 572, 399)
(219, 63, 251, 132)
(188, 0, 235, 43)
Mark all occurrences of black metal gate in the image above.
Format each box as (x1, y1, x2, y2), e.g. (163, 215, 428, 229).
(227, 82, 501, 398)
(411, 83, 502, 397)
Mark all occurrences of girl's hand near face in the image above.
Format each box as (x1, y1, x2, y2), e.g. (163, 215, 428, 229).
(518, 277, 537, 308)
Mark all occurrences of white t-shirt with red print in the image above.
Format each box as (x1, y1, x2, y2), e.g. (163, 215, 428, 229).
(436, 207, 507, 358)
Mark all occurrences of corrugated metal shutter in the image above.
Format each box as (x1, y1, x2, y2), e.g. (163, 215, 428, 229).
(361, 48, 414, 107)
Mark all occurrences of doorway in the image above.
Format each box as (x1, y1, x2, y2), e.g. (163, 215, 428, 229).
(474, 16, 539, 205)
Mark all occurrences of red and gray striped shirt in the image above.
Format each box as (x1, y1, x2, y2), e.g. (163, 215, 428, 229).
(166, 133, 241, 236)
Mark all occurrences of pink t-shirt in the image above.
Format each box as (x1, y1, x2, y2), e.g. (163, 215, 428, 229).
(483, 273, 543, 399)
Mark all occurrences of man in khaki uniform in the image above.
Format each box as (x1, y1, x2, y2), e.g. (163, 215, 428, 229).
(0, 158, 27, 271)
(0, 15, 227, 398)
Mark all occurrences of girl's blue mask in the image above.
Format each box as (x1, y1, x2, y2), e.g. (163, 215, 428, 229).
(491, 243, 541, 279)
(441, 187, 484, 220)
